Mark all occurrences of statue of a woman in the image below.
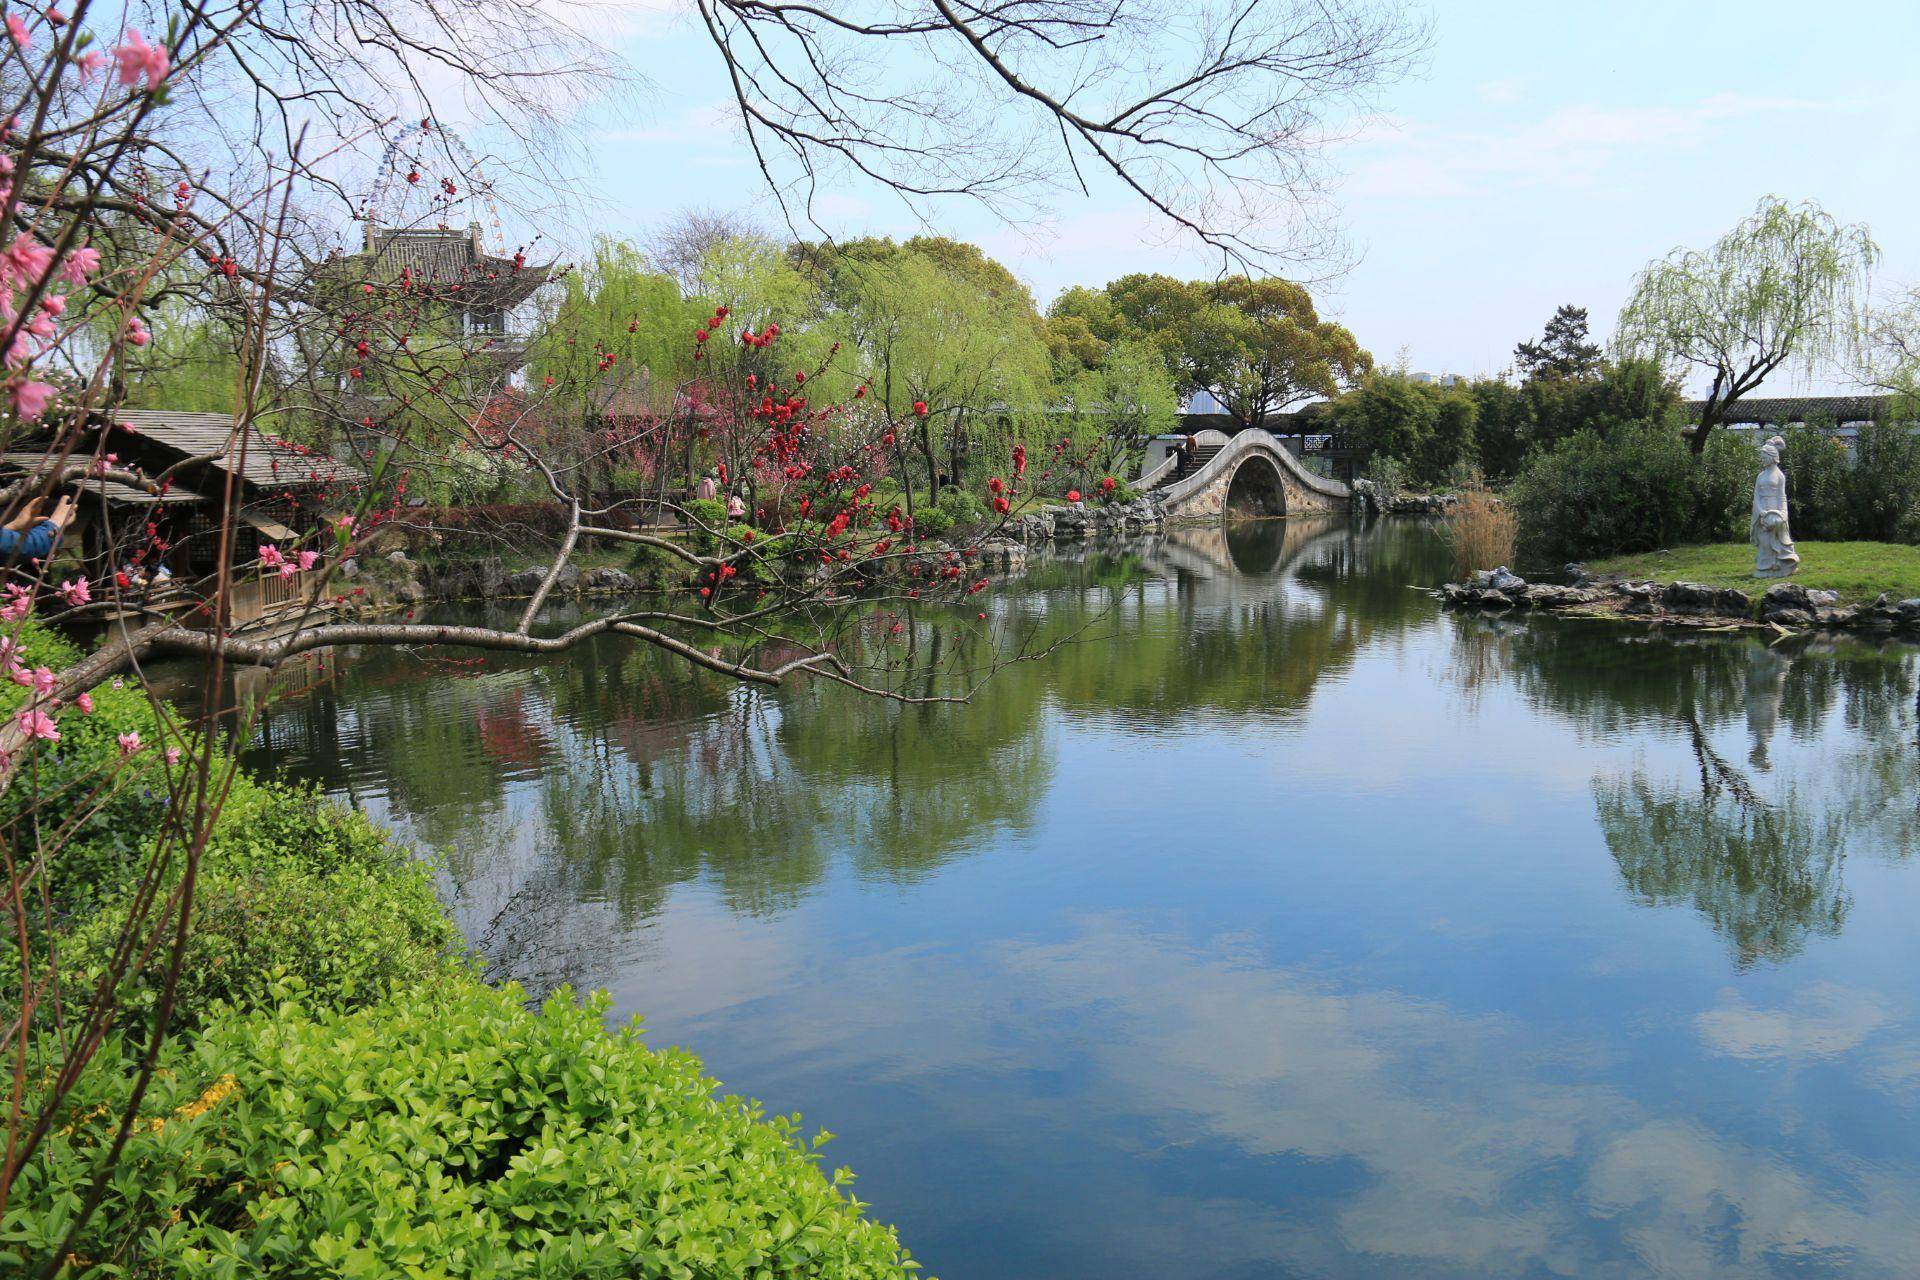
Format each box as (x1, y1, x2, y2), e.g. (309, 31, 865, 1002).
(1751, 435, 1799, 578)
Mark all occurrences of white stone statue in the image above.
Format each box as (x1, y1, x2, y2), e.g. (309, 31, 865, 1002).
(1751, 435, 1799, 579)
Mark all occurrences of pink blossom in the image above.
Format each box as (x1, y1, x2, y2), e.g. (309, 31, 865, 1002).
(6, 14, 28, 49)
(1, 585, 32, 621)
(112, 28, 168, 90)
(276, 561, 295, 580)
(75, 690, 92, 714)
(58, 243, 98, 285)
(4, 234, 52, 285)
(124, 315, 149, 347)
(39, 293, 63, 316)
(29, 665, 54, 694)
(15, 707, 56, 741)
(163, 746, 180, 765)
(296, 549, 319, 571)
(7, 665, 29, 687)
(116, 730, 141, 755)
(74, 49, 103, 81)
(257, 543, 284, 569)
(56, 576, 88, 606)
(10, 380, 54, 421)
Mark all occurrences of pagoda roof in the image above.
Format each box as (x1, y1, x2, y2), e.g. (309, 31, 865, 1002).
(318, 224, 555, 309)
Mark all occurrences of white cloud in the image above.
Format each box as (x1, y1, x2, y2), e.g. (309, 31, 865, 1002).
(1695, 982, 1899, 1061)
(1341, 93, 1837, 198)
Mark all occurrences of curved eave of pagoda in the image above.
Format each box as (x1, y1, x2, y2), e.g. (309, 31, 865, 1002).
(298, 256, 556, 309)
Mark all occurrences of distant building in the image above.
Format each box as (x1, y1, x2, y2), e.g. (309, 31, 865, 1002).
(308, 223, 556, 395)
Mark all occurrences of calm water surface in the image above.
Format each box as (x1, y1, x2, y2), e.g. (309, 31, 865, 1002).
(234, 519, 1920, 1279)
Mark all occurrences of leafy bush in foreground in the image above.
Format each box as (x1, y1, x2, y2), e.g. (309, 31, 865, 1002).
(0, 618, 922, 1277)
(9, 980, 924, 1279)
(1509, 421, 1755, 561)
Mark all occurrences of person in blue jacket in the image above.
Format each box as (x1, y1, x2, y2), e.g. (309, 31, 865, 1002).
(0, 494, 75, 563)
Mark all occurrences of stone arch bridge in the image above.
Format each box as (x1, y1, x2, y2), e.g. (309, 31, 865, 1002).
(1142, 428, 1351, 522)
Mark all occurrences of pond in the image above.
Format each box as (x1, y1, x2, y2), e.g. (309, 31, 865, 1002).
(232, 518, 1920, 1279)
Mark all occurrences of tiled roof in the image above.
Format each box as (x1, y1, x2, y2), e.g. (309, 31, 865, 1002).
(1684, 394, 1894, 426)
(326, 224, 554, 308)
(106, 411, 366, 492)
(0, 453, 206, 505)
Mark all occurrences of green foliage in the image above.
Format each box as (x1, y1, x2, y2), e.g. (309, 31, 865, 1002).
(124, 303, 246, 412)
(8, 979, 923, 1278)
(1509, 422, 1703, 560)
(0, 619, 462, 1035)
(1779, 418, 1920, 542)
(1093, 274, 1370, 428)
(62, 782, 461, 1033)
(1334, 372, 1477, 487)
(1513, 305, 1603, 381)
(935, 487, 985, 528)
(909, 507, 954, 540)
(1694, 429, 1762, 544)
(1615, 196, 1879, 451)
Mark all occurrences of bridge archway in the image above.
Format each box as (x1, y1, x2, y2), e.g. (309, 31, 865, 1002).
(1224, 454, 1287, 520)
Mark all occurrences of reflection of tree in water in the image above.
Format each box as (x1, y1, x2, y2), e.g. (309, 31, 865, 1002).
(1595, 715, 1851, 967)
(1478, 622, 1919, 964)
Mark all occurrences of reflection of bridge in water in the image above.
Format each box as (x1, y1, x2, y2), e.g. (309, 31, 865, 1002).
(1153, 514, 1352, 580)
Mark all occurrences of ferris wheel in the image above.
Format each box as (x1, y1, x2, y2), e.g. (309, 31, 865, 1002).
(356, 117, 512, 251)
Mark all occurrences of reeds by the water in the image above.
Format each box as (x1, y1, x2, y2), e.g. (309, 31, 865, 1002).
(1445, 488, 1516, 577)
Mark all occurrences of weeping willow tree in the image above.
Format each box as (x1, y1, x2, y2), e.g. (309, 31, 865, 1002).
(1614, 196, 1879, 454)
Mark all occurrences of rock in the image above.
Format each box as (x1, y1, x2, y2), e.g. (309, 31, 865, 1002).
(1469, 566, 1526, 593)
(504, 568, 548, 596)
(1612, 580, 1657, 601)
(339, 557, 360, 580)
(978, 538, 1028, 571)
(1815, 606, 1858, 629)
(1759, 582, 1816, 626)
(1052, 507, 1091, 539)
(581, 566, 635, 593)
(385, 549, 415, 568)
(1761, 582, 1812, 613)
(1807, 589, 1840, 607)
(1661, 581, 1750, 617)
(1384, 493, 1459, 516)
(1477, 589, 1514, 610)
(1521, 584, 1599, 608)
(1564, 563, 1593, 586)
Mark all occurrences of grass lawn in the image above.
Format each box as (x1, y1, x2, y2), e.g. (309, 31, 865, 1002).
(1590, 541, 1920, 604)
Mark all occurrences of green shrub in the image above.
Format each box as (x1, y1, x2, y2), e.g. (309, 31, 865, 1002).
(1780, 418, 1920, 543)
(1364, 455, 1414, 503)
(910, 507, 955, 540)
(60, 781, 461, 1032)
(8, 979, 922, 1279)
(1847, 417, 1920, 541)
(0, 619, 459, 1034)
(1694, 428, 1760, 544)
(1510, 421, 1699, 560)
(935, 486, 985, 527)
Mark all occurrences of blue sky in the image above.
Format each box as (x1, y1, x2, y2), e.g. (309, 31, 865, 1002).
(561, 1, 1920, 391)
